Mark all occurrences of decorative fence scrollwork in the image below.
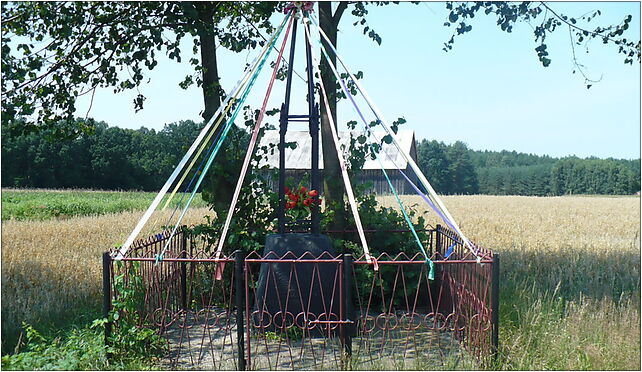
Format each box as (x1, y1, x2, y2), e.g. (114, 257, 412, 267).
(104, 225, 499, 370)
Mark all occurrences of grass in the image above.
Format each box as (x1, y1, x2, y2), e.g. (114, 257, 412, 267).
(1, 205, 213, 355)
(379, 195, 641, 370)
(1, 188, 208, 221)
(1, 193, 639, 369)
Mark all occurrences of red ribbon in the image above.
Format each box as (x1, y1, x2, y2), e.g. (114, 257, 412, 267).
(284, 1, 314, 14)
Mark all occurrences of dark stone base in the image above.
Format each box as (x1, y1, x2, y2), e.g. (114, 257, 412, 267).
(254, 233, 339, 336)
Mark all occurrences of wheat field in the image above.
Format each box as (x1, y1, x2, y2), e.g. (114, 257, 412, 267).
(1, 207, 214, 349)
(380, 195, 641, 370)
(2, 195, 640, 369)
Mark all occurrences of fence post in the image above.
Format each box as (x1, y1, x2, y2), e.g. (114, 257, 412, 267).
(102, 251, 112, 357)
(435, 224, 442, 254)
(491, 253, 500, 361)
(235, 250, 246, 371)
(180, 229, 188, 310)
(343, 253, 353, 362)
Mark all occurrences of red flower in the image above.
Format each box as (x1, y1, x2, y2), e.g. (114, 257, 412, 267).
(288, 193, 299, 202)
(286, 201, 297, 209)
(300, 186, 307, 194)
(303, 198, 312, 206)
(308, 190, 318, 197)
(284, 186, 291, 194)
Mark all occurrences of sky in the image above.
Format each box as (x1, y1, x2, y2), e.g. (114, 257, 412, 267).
(75, 1, 641, 160)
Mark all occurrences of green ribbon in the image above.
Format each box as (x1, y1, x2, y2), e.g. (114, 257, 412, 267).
(369, 138, 435, 280)
(155, 14, 289, 262)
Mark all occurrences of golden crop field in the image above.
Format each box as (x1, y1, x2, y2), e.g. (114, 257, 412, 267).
(380, 195, 641, 370)
(2, 195, 640, 369)
(1, 207, 214, 347)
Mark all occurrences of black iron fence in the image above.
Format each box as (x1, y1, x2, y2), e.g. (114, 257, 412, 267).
(104, 225, 498, 370)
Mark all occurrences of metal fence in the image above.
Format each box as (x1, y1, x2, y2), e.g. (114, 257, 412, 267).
(104, 225, 498, 370)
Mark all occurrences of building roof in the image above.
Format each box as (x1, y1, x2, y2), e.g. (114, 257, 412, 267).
(255, 130, 416, 170)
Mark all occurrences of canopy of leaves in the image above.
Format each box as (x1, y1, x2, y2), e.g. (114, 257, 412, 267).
(441, 1, 640, 86)
(1, 1, 278, 137)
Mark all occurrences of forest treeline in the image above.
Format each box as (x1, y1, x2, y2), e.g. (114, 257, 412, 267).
(1, 120, 202, 191)
(416, 139, 640, 196)
(2, 120, 640, 195)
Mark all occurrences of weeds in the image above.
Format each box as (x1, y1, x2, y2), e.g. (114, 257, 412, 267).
(1, 206, 212, 353)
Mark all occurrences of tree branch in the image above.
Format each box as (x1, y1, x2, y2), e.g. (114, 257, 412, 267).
(333, 2, 349, 24)
(540, 1, 626, 44)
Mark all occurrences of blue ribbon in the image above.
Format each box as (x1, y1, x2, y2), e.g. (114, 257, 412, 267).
(445, 242, 456, 259)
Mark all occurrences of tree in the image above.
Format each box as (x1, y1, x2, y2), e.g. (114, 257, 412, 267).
(1, 2, 278, 135)
(441, 2, 639, 87)
(416, 139, 452, 194)
(446, 141, 479, 194)
(2, 1, 639, 217)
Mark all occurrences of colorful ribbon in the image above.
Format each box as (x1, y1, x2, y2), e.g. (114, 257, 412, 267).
(215, 15, 294, 260)
(303, 20, 377, 270)
(155, 13, 290, 261)
(114, 17, 286, 260)
(310, 15, 482, 262)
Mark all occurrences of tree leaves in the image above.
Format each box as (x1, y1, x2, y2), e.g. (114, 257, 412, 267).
(1, 2, 277, 137)
(440, 1, 638, 86)
(535, 44, 551, 67)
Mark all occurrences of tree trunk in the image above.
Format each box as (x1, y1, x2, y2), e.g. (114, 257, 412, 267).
(196, 3, 235, 219)
(197, 4, 221, 123)
(319, 2, 347, 233)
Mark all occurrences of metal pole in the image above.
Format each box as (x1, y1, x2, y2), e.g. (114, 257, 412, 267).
(304, 16, 320, 235)
(181, 230, 188, 310)
(343, 254, 353, 360)
(491, 253, 500, 361)
(102, 252, 112, 356)
(235, 250, 246, 370)
(435, 224, 442, 254)
(278, 20, 298, 234)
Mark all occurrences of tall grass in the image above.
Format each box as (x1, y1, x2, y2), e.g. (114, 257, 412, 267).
(1, 207, 212, 353)
(380, 195, 641, 370)
(1, 189, 207, 221)
(2, 194, 639, 369)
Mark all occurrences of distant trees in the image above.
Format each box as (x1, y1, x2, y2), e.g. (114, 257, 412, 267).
(416, 140, 451, 193)
(416, 139, 640, 196)
(477, 164, 553, 196)
(1, 119, 203, 190)
(417, 139, 479, 195)
(550, 157, 639, 195)
(3, 120, 639, 196)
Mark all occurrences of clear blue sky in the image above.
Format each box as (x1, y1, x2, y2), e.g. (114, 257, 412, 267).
(75, 1, 641, 160)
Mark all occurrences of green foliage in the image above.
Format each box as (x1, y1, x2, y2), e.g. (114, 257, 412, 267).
(103, 261, 164, 360)
(338, 185, 431, 308)
(196, 106, 282, 255)
(416, 139, 479, 194)
(416, 139, 451, 193)
(1, 323, 109, 370)
(1, 119, 206, 192)
(551, 157, 639, 195)
(441, 2, 639, 87)
(1, 189, 206, 221)
(2, 305, 161, 371)
(1, 2, 278, 136)
(416, 139, 640, 196)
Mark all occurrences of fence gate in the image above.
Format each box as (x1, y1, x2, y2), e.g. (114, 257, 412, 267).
(104, 225, 499, 370)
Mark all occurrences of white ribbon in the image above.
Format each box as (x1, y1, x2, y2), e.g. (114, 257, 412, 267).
(310, 16, 481, 261)
(303, 18, 377, 270)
